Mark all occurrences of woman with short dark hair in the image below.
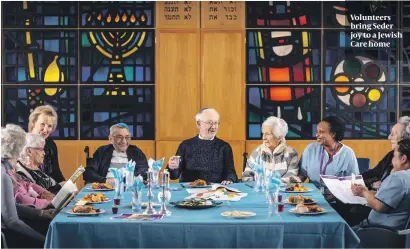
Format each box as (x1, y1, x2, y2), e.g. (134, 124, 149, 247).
(298, 116, 359, 190)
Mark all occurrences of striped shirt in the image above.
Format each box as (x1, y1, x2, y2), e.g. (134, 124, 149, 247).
(242, 143, 299, 183)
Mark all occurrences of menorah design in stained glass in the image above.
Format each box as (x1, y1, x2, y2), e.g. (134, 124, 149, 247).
(80, 3, 154, 96)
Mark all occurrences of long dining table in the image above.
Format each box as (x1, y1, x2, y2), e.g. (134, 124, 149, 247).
(44, 183, 360, 248)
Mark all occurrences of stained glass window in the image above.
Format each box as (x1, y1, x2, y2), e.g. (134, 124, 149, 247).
(401, 31, 410, 84)
(324, 31, 397, 84)
(2, 1, 77, 28)
(246, 1, 321, 28)
(247, 86, 320, 139)
(80, 1, 154, 28)
(403, 2, 410, 29)
(247, 30, 321, 84)
(401, 86, 410, 117)
(323, 1, 397, 28)
(324, 86, 396, 138)
(2, 2, 156, 140)
(80, 86, 155, 139)
(3, 86, 78, 139)
(80, 30, 154, 84)
(3, 30, 77, 84)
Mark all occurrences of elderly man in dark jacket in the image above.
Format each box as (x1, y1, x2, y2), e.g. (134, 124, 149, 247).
(83, 123, 149, 184)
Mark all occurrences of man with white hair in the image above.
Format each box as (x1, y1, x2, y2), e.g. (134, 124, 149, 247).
(242, 116, 299, 183)
(167, 108, 238, 185)
(83, 123, 149, 184)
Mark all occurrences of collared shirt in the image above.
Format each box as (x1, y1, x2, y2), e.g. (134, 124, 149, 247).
(368, 169, 410, 230)
(300, 142, 359, 188)
(198, 134, 215, 141)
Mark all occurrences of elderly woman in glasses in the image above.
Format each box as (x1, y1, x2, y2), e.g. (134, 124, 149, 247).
(166, 108, 238, 185)
(242, 116, 299, 183)
(16, 133, 66, 194)
(83, 123, 149, 184)
(1, 124, 55, 247)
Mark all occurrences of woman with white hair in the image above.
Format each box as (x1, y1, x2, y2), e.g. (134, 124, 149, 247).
(28, 105, 65, 182)
(242, 116, 299, 183)
(1, 124, 54, 247)
(16, 133, 66, 194)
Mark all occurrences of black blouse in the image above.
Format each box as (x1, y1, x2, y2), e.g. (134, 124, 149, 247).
(41, 138, 65, 182)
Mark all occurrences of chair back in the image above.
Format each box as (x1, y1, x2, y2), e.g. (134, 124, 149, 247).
(1, 230, 8, 249)
(357, 158, 371, 174)
(84, 146, 93, 167)
(242, 152, 248, 171)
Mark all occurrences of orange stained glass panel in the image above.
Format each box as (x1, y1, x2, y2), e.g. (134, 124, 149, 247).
(269, 68, 290, 82)
(305, 67, 311, 82)
(270, 87, 292, 101)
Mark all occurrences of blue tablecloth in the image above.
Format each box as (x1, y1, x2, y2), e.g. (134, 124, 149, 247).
(45, 183, 359, 248)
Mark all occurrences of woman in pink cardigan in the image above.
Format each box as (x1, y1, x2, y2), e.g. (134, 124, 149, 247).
(8, 170, 54, 209)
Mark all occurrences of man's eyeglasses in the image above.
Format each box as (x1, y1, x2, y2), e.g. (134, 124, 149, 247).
(200, 121, 220, 126)
(113, 136, 131, 141)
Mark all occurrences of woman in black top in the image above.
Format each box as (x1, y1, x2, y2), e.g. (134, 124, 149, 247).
(28, 105, 65, 182)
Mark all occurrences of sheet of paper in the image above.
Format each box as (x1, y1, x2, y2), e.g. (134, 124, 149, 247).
(320, 175, 367, 205)
(51, 179, 77, 208)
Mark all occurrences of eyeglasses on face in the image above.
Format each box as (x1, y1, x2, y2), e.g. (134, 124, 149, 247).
(113, 136, 131, 141)
(200, 120, 220, 126)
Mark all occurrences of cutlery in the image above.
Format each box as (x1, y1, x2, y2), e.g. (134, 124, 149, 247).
(245, 184, 254, 189)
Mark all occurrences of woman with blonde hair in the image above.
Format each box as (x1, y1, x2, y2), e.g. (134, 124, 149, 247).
(242, 116, 299, 183)
(28, 105, 65, 182)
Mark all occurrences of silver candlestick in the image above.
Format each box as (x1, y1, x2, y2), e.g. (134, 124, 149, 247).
(158, 170, 171, 216)
(143, 169, 157, 215)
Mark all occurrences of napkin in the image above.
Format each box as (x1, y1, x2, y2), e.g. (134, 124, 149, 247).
(125, 160, 136, 187)
(185, 184, 248, 201)
(128, 175, 144, 192)
(148, 158, 165, 172)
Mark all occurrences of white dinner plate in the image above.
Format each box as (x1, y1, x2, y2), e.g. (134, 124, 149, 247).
(85, 187, 114, 191)
(283, 199, 317, 205)
(289, 208, 327, 215)
(280, 188, 312, 193)
(66, 209, 105, 216)
(221, 211, 256, 219)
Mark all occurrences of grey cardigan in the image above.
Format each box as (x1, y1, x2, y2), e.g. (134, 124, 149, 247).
(1, 160, 45, 241)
